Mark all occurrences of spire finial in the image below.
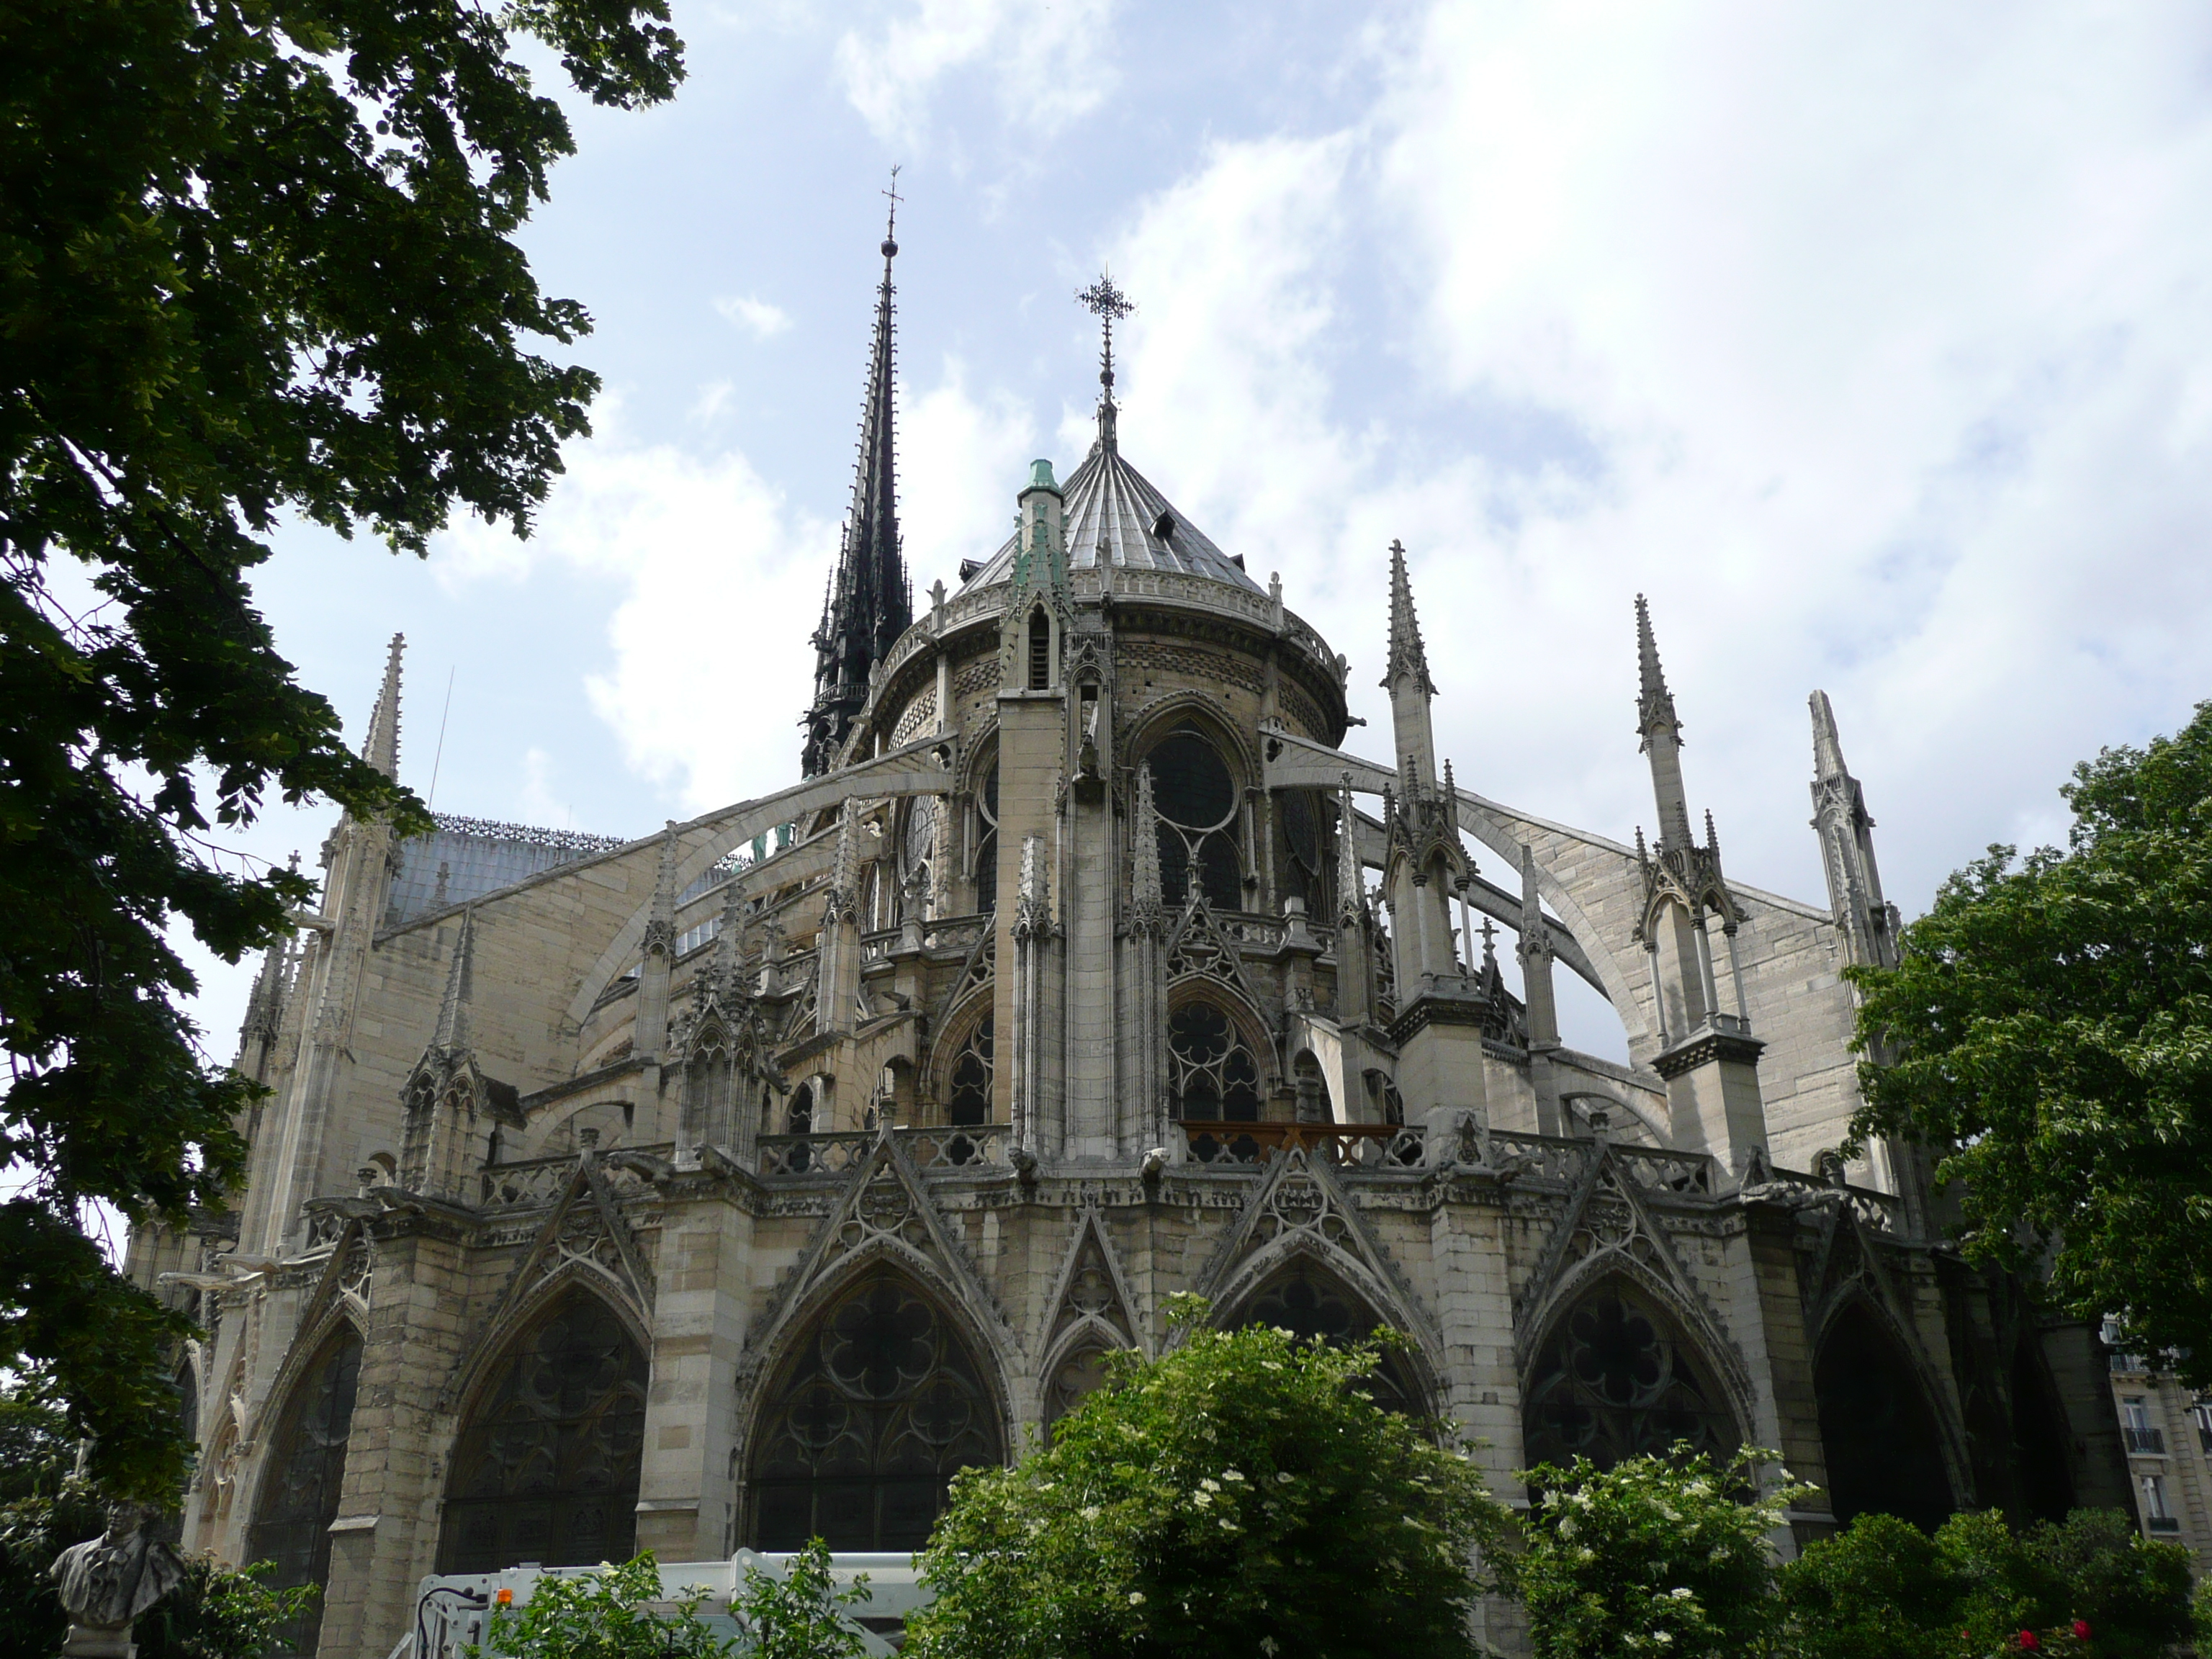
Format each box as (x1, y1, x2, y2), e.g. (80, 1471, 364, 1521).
(1076, 269, 1135, 450)
(804, 187, 914, 776)
(1634, 593, 1678, 738)
(1382, 541, 1434, 696)
(1809, 689, 1848, 782)
(434, 907, 474, 1051)
(363, 632, 406, 778)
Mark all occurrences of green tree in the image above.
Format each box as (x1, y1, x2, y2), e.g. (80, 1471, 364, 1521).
(1778, 1508, 2194, 1659)
(1845, 702, 2212, 1376)
(905, 1295, 1509, 1659)
(471, 1555, 729, 1659)
(0, 0, 682, 1499)
(1511, 1446, 1809, 1659)
(731, 1538, 871, 1659)
(132, 1557, 320, 1659)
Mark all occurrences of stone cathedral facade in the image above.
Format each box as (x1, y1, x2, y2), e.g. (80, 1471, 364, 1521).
(130, 233, 2134, 1658)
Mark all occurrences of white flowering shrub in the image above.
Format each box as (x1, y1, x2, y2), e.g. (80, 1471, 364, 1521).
(905, 1295, 1509, 1659)
(1512, 1446, 1808, 1659)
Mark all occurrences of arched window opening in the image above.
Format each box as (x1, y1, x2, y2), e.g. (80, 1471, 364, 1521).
(1046, 1344, 1114, 1429)
(1169, 1002, 1262, 1125)
(1280, 789, 1325, 909)
(901, 796, 938, 915)
(947, 1016, 993, 1126)
(750, 1269, 1004, 1551)
(685, 1030, 732, 1148)
(439, 1290, 648, 1574)
(974, 761, 999, 915)
(1523, 1282, 1738, 1474)
(1234, 1264, 1419, 1414)
(1292, 1051, 1330, 1125)
(1815, 1302, 1953, 1534)
(1027, 609, 1051, 691)
(787, 1081, 814, 1137)
(2010, 1341, 2077, 1524)
(248, 1328, 361, 1657)
(1146, 728, 1241, 912)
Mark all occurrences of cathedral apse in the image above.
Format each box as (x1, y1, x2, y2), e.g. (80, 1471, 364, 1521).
(127, 219, 2135, 1659)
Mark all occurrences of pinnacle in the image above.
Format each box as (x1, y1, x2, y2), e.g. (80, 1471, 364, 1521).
(1810, 690, 1848, 781)
(364, 631, 405, 779)
(1633, 594, 1679, 737)
(1382, 541, 1434, 694)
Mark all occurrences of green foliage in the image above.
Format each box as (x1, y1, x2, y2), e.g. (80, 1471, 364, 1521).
(0, 1389, 104, 1659)
(472, 1555, 729, 1659)
(906, 1295, 1509, 1659)
(0, 0, 682, 1498)
(1845, 701, 2212, 1377)
(732, 1538, 871, 1659)
(1512, 1446, 1809, 1659)
(133, 1557, 320, 1659)
(1778, 1507, 2195, 1659)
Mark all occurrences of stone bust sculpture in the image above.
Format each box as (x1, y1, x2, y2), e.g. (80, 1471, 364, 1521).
(52, 1502, 186, 1653)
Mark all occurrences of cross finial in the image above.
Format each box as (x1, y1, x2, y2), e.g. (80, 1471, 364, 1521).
(881, 165, 903, 257)
(1076, 269, 1136, 448)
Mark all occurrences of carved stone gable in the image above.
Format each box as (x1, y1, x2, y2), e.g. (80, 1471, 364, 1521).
(1165, 895, 1251, 997)
(1045, 1205, 1139, 1352)
(1195, 1150, 1437, 1352)
(743, 1131, 1019, 1381)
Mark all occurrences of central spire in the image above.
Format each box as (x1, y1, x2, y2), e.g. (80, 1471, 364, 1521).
(802, 174, 914, 777)
(1076, 269, 1134, 451)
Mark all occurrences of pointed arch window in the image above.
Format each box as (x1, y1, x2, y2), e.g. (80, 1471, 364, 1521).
(947, 1015, 993, 1126)
(438, 1290, 648, 1574)
(1145, 728, 1242, 911)
(973, 760, 998, 915)
(750, 1269, 1004, 1552)
(1815, 1301, 1953, 1533)
(248, 1328, 361, 1657)
(1168, 1001, 1261, 1123)
(1233, 1263, 1420, 1414)
(1027, 608, 1051, 690)
(1523, 1282, 1738, 1473)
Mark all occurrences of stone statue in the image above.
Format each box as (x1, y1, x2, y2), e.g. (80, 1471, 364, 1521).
(51, 1502, 186, 1658)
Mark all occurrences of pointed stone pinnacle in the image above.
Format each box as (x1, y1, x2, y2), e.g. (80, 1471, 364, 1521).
(364, 632, 405, 778)
(1337, 773, 1362, 925)
(434, 907, 473, 1051)
(1633, 595, 1677, 737)
(1133, 763, 1164, 914)
(1382, 540, 1435, 694)
(1810, 690, 1848, 782)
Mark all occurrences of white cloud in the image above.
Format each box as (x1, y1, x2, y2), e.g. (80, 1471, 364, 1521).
(835, 0, 1117, 148)
(690, 379, 736, 423)
(1087, 0, 2212, 938)
(436, 367, 1043, 814)
(714, 294, 793, 338)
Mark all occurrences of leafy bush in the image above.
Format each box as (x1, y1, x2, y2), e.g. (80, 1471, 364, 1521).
(906, 1295, 1508, 1659)
(731, 1539, 871, 1659)
(1782, 1507, 2193, 1659)
(133, 1557, 319, 1659)
(472, 1555, 729, 1659)
(1512, 1446, 1808, 1659)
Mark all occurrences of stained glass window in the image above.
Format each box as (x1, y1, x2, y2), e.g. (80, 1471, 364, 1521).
(750, 1271, 1003, 1551)
(1522, 1283, 1738, 1473)
(248, 1328, 361, 1658)
(1146, 729, 1241, 912)
(1167, 1002, 1261, 1122)
(1236, 1264, 1420, 1413)
(1815, 1301, 1952, 1533)
(974, 762, 998, 914)
(438, 1291, 648, 1573)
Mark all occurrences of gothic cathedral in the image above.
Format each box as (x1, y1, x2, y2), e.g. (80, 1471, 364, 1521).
(128, 217, 2134, 1658)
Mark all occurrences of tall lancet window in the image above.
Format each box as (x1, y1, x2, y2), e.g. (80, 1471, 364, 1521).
(1027, 608, 1051, 690)
(438, 1290, 648, 1574)
(1145, 727, 1242, 912)
(972, 759, 999, 914)
(248, 1328, 361, 1657)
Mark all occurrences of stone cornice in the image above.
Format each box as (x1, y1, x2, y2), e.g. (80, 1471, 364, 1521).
(1651, 1027, 1766, 1079)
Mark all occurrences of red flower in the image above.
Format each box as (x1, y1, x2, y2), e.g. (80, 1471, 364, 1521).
(2018, 1632, 2040, 1651)
(2073, 1621, 2091, 1640)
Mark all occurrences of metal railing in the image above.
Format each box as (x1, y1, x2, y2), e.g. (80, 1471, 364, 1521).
(2125, 1426, 2167, 1456)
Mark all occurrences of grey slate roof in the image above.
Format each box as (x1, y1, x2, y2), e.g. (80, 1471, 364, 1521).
(956, 439, 1264, 596)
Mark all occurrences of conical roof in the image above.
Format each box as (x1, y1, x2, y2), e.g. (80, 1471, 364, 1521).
(956, 440, 1263, 595)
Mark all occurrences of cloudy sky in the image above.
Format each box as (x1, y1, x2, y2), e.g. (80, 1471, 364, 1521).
(189, 0, 2212, 1061)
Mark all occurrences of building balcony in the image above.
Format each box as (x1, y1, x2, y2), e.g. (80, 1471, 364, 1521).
(2125, 1426, 2167, 1456)
(2147, 1516, 2181, 1534)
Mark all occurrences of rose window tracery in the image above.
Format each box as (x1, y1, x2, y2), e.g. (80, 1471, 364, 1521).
(750, 1271, 1002, 1551)
(1521, 1283, 1738, 1473)
(438, 1290, 648, 1573)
